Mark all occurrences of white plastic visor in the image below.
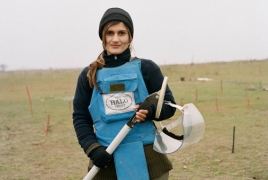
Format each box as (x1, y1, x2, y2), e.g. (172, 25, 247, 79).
(153, 103, 205, 154)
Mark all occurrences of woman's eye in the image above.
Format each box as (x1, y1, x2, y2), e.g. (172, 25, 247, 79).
(119, 31, 126, 35)
(106, 31, 114, 35)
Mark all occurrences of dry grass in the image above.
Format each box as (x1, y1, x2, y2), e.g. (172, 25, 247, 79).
(0, 59, 268, 180)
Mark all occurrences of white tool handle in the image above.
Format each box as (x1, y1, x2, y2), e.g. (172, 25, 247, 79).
(83, 125, 131, 180)
(156, 76, 168, 118)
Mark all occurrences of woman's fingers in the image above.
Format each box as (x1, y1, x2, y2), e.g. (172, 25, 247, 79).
(133, 104, 140, 110)
(136, 109, 148, 122)
(133, 104, 149, 123)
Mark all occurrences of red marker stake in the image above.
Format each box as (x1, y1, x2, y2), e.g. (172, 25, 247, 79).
(247, 97, 250, 110)
(46, 114, 50, 136)
(221, 80, 223, 96)
(26, 86, 33, 116)
(216, 98, 219, 112)
(69, 100, 71, 111)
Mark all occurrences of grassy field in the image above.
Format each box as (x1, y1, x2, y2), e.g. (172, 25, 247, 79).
(0, 59, 268, 180)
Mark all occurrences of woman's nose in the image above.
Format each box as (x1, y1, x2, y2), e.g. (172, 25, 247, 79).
(112, 34, 119, 42)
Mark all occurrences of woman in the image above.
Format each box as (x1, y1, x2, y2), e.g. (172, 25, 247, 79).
(73, 7, 176, 180)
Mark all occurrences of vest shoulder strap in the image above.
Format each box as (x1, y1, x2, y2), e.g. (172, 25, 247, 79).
(129, 56, 139, 61)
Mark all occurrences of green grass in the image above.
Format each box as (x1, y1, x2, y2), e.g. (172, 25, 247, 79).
(0, 60, 268, 180)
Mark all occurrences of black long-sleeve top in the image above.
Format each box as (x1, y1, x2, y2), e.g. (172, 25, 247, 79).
(72, 48, 176, 154)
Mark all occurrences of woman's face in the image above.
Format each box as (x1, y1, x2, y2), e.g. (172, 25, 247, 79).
(104, 22, 130, 55)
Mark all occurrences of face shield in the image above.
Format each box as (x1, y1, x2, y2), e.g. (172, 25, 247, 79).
(153, 102, 205, 154)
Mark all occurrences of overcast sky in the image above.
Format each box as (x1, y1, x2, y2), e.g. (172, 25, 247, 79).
(0, 0, 268, 71)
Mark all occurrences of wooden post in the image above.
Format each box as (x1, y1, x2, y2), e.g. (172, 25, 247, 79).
(69, 100, 72, 111)
(46, 114, 50, 136)
(221, 80, 223, 96)
(232, 126, 235, 153)
(26, 86, 33, 116)
(247, 97, 250, 110)
(216, 98, 219, 112)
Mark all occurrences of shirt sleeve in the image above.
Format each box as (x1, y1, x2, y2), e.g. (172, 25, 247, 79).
(140, 59, 176, 120)
(72, 67, 99, 154)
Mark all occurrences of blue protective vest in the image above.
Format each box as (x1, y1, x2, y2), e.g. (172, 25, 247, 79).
(88, 60, 156, 147)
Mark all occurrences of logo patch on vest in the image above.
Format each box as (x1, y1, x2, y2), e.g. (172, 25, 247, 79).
(103, 92, 136, 115)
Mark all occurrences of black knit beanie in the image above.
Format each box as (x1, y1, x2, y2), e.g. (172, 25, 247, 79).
(99, 7, 134, 40)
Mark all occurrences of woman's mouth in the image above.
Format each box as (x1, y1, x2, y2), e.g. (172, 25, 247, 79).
(111, 45, 120, 48)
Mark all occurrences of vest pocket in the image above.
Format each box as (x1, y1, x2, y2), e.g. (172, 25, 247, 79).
(97, 73, 140, 123)
(97, 73, 138, 93)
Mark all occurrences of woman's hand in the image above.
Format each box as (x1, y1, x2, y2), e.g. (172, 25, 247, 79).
(133, 104, 149, 122)
(89, 146, 112, 169)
